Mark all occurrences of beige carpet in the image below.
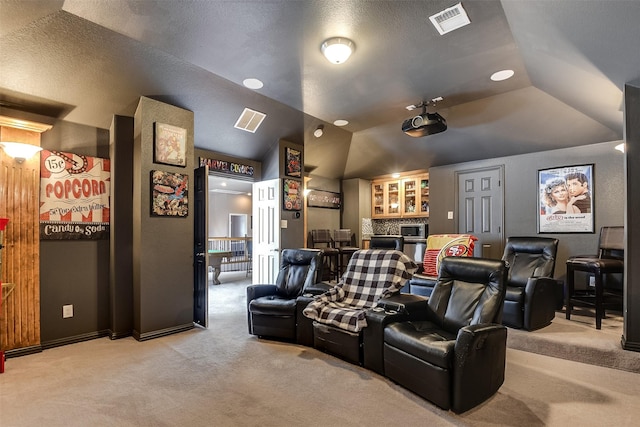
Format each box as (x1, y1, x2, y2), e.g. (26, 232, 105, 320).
(1, 272, 640, 426)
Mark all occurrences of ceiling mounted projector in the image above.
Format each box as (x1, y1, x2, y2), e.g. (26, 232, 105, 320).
(402, 102, 447, 137)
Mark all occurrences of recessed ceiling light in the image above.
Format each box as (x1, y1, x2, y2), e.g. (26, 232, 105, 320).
(243, 78, 264, 89)
(490, 69, 515, 82)
(333, 119, 349, 126)
(391, 173, 401, 178)
(221, 182, 227, 187)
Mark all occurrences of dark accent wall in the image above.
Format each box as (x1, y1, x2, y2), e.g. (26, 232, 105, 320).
(40, 121, 110, 347)
(623, 81, 640, 350)
(132, 97, 194, 340)
(279, 140, 304, 249)
(429, 140, 625, 282)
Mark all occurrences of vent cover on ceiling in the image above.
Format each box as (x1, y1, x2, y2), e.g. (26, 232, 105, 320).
(234, 108, 266, 133)
(429, 2, 471, 35)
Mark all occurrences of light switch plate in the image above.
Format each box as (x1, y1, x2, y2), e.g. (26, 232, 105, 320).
(447, 211, 454, 220)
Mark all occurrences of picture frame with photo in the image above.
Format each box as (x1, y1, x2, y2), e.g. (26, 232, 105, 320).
(154, 122, 187, 167)
(284, 146, 302, 178)
(151, 170, 189, 217)
(283, 178, 302, 211)
(538, 164, 594, 233)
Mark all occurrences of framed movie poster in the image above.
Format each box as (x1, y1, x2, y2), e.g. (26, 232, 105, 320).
(283, 178, 302, 211)
(538, 164, 594, 233)
(151, 170, 189, 217)
(285, 146, 301, 177)
(154, 122, 187, 167)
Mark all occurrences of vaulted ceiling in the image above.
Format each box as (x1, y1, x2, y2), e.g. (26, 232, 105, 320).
(1, 1, 638, 181)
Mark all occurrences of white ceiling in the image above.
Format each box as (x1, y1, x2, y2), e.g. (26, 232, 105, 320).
(1, 1, 638, 180)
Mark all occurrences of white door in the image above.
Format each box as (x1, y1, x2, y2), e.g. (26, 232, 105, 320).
(456, 166, 504, 259)
(252, 179, 280, 284)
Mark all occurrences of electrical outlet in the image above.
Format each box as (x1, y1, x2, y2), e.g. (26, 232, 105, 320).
(447, 211, 454, 220)
(62, 304, 74, 318)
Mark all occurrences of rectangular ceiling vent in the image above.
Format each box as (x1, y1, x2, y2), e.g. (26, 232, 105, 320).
(429, 2, 471, 35)
(234, 108, 266, 133)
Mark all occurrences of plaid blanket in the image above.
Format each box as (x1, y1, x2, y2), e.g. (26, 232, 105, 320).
(303, 249, 417, 332)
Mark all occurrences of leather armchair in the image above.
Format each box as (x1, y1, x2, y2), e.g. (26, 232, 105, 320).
(382, 257, 507, 413)
(501, 236, 560, 330)
(247, 248, 322, 342)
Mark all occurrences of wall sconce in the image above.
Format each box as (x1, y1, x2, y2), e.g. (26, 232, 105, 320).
(314, 125, 324, 138)
(0, 142, 43, 163)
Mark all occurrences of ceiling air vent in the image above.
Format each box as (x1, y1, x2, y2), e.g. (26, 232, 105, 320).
(234, 108, 266, 133)
(429, 2, 471, 35)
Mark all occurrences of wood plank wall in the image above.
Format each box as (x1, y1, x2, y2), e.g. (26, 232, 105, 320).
(0, 126, 41, 352)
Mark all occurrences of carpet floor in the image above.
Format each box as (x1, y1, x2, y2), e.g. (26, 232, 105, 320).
(1, 271, 639, 426)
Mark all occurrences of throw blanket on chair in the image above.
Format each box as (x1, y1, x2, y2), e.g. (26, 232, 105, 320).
(303, 250, 417, 332)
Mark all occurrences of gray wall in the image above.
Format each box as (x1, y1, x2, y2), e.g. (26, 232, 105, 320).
(342, 178, 371, 247)
(306, 174, 341, 243)
(132, 97, 194, 339)
(278, 140, 305, 249)
(40, 121, 111, 346)
(429, 140, 625, 281)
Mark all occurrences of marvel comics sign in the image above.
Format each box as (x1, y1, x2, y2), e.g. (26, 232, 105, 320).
(39, 150, 110, 240)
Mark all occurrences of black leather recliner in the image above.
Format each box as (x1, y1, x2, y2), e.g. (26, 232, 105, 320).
(369, 235, 404, 251)
(501, 236, 560, 331)
(382, 257, 508, 413)
(247, 248, 323, 342)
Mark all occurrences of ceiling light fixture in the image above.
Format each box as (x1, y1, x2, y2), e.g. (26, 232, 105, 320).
(0, 141, 43, 163)
(321, 37, 355, 64)
(490, 69, 515, 81)
(333, 119, 349, 127)
(243, 78, 264, 89)
(314, 124, 324, 138)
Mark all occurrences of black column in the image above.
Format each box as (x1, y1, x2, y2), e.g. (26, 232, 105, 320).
(623, 82, 640, 351)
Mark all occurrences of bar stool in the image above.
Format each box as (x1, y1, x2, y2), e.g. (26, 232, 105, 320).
(333, 229, 359, 275)
(310, 229, 339, 282)
(565, 226, 624, 329)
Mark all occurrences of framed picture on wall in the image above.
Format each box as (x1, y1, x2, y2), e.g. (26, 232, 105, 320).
(283, 178, 302, 211)
(538, 164, 594, 233)
(151, 170, 189, 217)
(284, 146, 302, 178)
(307, 189, 341, 209)
(154, 122, 187, 167)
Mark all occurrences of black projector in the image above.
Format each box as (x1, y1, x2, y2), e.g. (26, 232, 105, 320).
(402, 112, 447, 137)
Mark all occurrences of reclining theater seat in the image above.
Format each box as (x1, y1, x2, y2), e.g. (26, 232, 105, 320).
(369, 235, 404, 251)
(247, 248, 322, 342)
(407, 234, 477, 296)
(501, 236, 560, 331)
(383, 257, 507, 414)
(303, 249, 417, 365)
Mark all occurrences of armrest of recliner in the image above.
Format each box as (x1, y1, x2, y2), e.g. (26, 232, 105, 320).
(452, 323, 507, 413)
(363, 294, 428, 375)
(303, 281, 334, 296)
(246, 285, 277, 334)
(524, 276, 562, 330)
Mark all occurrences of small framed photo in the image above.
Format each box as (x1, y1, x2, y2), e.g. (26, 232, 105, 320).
(151, 170, 189, 217)
(285, 146, 302, 178)
(283, 178, 302, 211)
(154, 122, 187, 167)
(538, 164, 594, 233)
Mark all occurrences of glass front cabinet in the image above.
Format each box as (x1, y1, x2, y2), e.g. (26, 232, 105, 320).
(371, 172, 429, 218)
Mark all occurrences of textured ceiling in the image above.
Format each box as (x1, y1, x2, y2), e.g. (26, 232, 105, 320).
(1, 1, 638, 180)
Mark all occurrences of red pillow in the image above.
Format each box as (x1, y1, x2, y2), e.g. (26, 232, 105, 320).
(423, 234, 477, 277)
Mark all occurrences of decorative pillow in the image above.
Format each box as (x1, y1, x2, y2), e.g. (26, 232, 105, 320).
(423, 234, 477, 277)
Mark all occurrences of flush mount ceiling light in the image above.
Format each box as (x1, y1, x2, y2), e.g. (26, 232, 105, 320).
(491, 69, 515, 81)
(321, 37, 355, 64)
(314, 124, 324, 138)
(0, 141, 43, 163)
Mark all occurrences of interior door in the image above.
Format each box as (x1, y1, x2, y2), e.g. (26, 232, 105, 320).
(252, 178, 280, 284)
(456, 166, 504, 259)
(193, 165, 208, 327)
